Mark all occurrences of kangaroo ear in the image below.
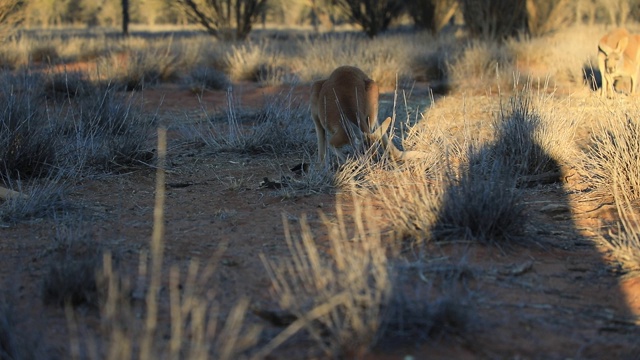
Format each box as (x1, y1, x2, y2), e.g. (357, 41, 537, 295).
(379, 117, 392, 134)
(369, 117, 391, 141)
(617, 36, 629, 52)
(364, 78, 378, 95)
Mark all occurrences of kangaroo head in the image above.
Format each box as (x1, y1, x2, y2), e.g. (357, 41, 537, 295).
(603, 36, 629, 75)
(605, 51, 624, 74)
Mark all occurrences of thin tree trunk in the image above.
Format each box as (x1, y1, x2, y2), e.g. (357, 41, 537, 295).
(122, 0, 129, 36)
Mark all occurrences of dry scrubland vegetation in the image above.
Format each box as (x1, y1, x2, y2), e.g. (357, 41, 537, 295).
(1, 8, 640, 360)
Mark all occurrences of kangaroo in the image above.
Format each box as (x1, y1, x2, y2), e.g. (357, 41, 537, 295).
(310, 66, 426, 164)
(598, 28, 640, 98)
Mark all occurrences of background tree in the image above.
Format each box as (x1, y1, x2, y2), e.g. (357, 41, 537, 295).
(600, 0, 631, 26)
(175, 0, 268, 40)
(405, 0, 458, 34)
(122, 0, 129, 35)
(333, 0, 405, 38)
(525, 0, 575, 37)
(460, 0, 528, 40)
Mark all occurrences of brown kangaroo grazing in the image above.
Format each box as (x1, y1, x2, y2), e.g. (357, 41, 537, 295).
(598, 28, 640, 98)
(310, 66, 426, 164)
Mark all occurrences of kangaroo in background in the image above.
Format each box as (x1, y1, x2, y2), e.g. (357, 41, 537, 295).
(598, 28, 640, 98)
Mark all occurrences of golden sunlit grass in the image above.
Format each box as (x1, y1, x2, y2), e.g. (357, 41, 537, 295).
(259, 200, 392, 358)
(587, 101, 640, 271)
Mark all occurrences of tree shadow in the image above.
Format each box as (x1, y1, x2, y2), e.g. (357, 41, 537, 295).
(427, 94, 640, 358)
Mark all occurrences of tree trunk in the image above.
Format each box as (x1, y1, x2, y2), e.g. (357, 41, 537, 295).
(122, 0, 129, 36)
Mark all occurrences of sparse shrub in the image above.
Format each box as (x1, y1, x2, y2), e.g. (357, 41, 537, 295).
(526, 0, 575, 37)
(0, 48, 25, 70)
(411, 41, 452, 82)
(225, 41, 273, 82)
(64, 85, 154, 173)
(29, 44, 59, 63)
(44, 70, 94, 100)
(446, 40, 516, 89)
(0, 70, 58, 181)
(201, 40, 233, 71)
(491, 93, 565, 178)
(0, 175, 71, 224)
(41, 226, 103, 308)
(294, 34, 415, 88)
(99, 47, 181, 90)
(333, 0, 405, 38)
(406, 0, 459, 34)
(276, 163, 337, 197)
(175, 0, 267, 41)
(588, 111, 640, 201)
(428, 91, 570, 244)
(460, 0, 527, 40)
(0, 0, 25, 42)
(432, 149, 526, 245)
(184, 65, 231, 92)
(260, 200, 392, 358)
(257, 63, 299, 86)
(602, 187, 640, 271)
(260, 199, 470, 358)
(185, 88, 313, 155)
(244, 90, 314, 154)
(378, 279, 469, 344)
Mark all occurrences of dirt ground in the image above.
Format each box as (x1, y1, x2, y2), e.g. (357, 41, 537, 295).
(1, 79, 640, 359)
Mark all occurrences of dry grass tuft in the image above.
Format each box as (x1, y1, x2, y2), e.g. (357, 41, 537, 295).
(491, 88, 576, 179)
(432, 148, 526, 245)
(0, 293, 48, 360)
(182, 88, 314, 155)
(603, 188, 640, 272)
(588, 106, 640, 201)
(446, 40, 517, 91)
(0, 70, 58, 181)
(41, 223, 103, 308)
(225, 41, 276, 82)
(260, 199, 392, 358)
(184, 65, 231, 92)
(259, 197, 473, 358)
(589, 103, 640, 270)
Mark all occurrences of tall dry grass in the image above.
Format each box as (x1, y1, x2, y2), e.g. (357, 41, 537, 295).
(259, 200, 391, 358)
(604, 187, 640, 272)
(60, 129, 261, 360)
(178, 87, 315, 155)
(588, 102, 640, 270)
(588, 105, 640, 201)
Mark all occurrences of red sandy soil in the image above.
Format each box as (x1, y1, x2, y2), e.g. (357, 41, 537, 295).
(1, 78, 639, 359)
